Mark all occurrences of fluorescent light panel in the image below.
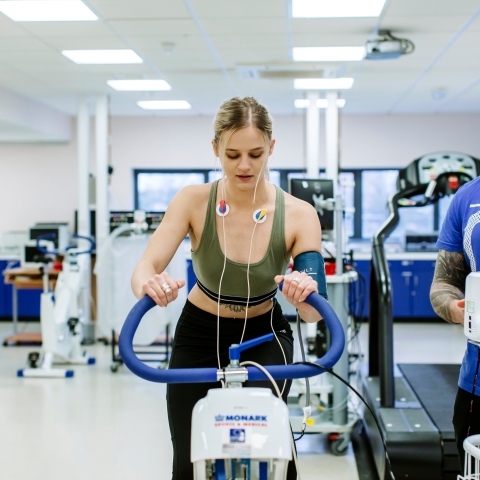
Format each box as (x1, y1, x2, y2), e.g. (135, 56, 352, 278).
(294, 78, 354, 90)
(295, 99, 346, 108)
(62, 50, 143, 64)
(292, 0, 387, 18)
(137, 101, 191, 110)
(293, 47, 365, 62)
(0, 1, 97, 21)
(107, 80, 171, 91)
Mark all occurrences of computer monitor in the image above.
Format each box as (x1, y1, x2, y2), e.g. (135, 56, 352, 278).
(289, 178, 334, 231)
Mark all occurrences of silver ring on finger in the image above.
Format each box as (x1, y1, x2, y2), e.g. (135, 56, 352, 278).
(161, 283, 172, 293)
(291, 277, 301, 284)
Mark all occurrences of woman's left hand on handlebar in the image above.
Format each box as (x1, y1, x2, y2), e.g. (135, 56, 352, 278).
(141, 271, 186, 307)
(275, 272, 322, 322)
(274, 271, 318, 305)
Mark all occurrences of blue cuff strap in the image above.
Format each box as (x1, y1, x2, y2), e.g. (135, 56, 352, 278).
(293, 251, 328, 300)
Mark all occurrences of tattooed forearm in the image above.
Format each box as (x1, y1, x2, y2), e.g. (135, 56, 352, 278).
(429, 287, 464, 323)
(432, 249, 469, 291)
(430, 249, 470, 323)
(220, 303, 246, 313)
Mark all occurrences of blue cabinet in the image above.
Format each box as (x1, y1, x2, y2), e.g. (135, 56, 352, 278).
(353, 257, 437, 320)
(411, 260, 437, 318)
(389, 260, 414, 318)
(0, 260, 42, 319)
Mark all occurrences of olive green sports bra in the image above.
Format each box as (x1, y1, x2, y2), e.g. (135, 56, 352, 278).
(191, 180, 289, 306)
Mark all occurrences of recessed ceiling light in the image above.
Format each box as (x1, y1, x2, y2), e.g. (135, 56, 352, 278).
(293, 47, 365, 62)
(295, 99, 346, 108)
(137, 101, 191, 110)
(107, 80, 171, 91)
(62, 50, 143, 64)
(292, 0, 387, 18)
(0, 1, 97, 21)
(294, 78, 354, 90)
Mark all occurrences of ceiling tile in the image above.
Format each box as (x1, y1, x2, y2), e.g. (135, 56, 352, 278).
(108, 19, 198, 36)
(44, 35, 127, 50)
(86, 0, 191, 20)
(386, 0, 480, 17)
(18, 21, 117, 38)
(190, 0, 286, 18)
(200, 17, 286, 35)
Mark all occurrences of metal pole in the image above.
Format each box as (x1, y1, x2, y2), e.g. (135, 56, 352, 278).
(306, 91, 319, 178)
(325, 91, 339, 193)
(95, 95, 109, 338)
(330, 281, 348, 425)
(335, 195, 344, 276)
(305, 91, 320, 340)
(77, 97, 93, 342)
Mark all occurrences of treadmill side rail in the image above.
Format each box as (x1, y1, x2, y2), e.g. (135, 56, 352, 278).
(362, 373, 442, 480)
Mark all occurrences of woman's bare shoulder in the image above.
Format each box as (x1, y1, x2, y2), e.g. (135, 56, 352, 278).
(283, 190, 318, 221)
(174, 182, 213, 205)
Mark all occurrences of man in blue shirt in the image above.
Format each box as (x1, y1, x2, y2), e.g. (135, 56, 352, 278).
(431, 175, 480, 471)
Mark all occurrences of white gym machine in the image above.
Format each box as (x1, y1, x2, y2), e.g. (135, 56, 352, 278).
(94, 210, 186, 372)
(17, 234, 96, 378)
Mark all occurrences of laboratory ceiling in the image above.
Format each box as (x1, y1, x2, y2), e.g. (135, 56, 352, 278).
(0, 0, 479, 116)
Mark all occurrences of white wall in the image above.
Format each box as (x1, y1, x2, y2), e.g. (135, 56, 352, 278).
(0, 137, 79, 233)
(341, 113, 480, 168)
(1, 112, 479, 233)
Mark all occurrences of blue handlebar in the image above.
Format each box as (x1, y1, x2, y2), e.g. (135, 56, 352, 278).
(229, 333, 274, 361)
(71, 234, 96, 254)
(36, 233, 95, 255)
(119, 282, 345, 384)
(36, 234, 59, 255)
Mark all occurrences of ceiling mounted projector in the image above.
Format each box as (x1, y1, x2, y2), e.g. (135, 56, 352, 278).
(365, 30, 414, 60)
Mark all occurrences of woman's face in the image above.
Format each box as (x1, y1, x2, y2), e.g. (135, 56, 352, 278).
(212, 126, 275, 189)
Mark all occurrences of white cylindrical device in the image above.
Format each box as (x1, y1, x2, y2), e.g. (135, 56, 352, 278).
(191, 387, 291, 479)
(464, 272, 480, 343)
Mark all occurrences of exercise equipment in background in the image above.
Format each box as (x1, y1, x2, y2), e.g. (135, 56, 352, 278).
(94, 210, 186, 372)
(18, 234, 96, 378)
(363, 151, 480, 480)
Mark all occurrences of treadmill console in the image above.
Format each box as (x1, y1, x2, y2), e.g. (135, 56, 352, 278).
(417, 152, 477, 184)
(398, 152, 480, 190)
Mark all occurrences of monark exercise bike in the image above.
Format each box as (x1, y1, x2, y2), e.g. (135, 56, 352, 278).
(119, 282, 345, 480)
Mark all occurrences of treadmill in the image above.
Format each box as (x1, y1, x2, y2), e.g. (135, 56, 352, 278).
(361, 152, 480, 480)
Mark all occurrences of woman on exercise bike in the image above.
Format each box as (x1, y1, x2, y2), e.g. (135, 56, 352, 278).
(131, 96, 328, 480)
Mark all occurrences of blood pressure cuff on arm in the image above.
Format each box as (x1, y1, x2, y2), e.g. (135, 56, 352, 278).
(293, 251, 328, 300)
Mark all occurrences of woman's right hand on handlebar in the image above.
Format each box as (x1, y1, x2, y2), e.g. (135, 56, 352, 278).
(141, 272, 186, 307)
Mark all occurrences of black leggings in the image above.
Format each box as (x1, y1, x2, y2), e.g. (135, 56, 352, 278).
(167, 299, 296, 480)
(453, 386, 480, 473)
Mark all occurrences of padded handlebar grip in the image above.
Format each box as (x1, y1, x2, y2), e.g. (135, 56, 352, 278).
(118, 282, 345, 383)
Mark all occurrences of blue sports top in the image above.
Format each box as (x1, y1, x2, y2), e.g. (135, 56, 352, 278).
(437, 176, 480, 394)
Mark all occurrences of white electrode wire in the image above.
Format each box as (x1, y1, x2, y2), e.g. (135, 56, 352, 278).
(214, 133, 233, 380)
(240, 360, 301, 480)
(216, 209, 228, 377)
(239, 220, 259, 345)
(240, 147, 270, 344)
(270, 299, 288, 397)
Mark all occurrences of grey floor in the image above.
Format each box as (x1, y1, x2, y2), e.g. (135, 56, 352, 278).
(0, 319, 466, 480)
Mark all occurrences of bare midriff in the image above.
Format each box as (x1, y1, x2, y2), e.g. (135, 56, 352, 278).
(187, 284, 274, 318)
